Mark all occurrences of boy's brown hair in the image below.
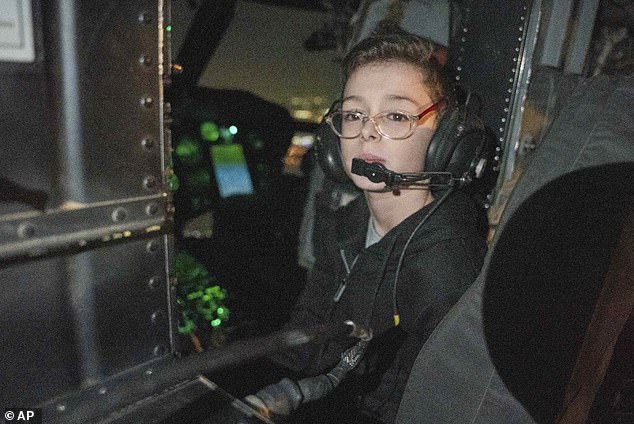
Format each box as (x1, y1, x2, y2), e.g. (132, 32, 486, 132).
(342, 29, 448, 106)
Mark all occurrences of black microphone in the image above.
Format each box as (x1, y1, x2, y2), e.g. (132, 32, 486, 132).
(351, 158, 457, 189)
(351, 159, 402, 185)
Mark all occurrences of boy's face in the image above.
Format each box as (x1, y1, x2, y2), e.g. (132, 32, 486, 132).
(339, 62, 438, 192)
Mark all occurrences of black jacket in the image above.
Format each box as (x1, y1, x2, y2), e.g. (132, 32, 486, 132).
(274, 189, 488, 423)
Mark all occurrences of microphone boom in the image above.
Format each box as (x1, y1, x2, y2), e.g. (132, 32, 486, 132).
(351, 158, 456, 189)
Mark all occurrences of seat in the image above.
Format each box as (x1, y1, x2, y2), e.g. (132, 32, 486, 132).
(396, 75, 634, 423)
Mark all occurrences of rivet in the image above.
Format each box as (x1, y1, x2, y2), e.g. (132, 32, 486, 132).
(139, 55, 153, 66)
(140, 96, 154, 108)
(141, 137, 155, 149)
(56, 404, 66, 412)
(17, 222, 36, 239)
(148, 276, 162, 289)
(151, 310, 164, 324)
(138, 12, 152, 24)
(111, 207, 128, 222)
(143, 176, 157, 190)
(153, 344, 167, 356)
(145, 202, 159, 216)
(146, 240, 159, 253)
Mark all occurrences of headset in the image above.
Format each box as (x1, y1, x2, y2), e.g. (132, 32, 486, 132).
(313, 90, 496, 200)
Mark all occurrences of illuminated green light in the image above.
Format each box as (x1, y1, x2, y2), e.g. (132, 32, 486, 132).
(168, 174, 180, 192)
(200, 121, 220, 142)
(174, 250, 230, 333)
(177, 320, 195, 335)
(219, 127, 234, 143)
(166, 25, 172, 32)
(175, 137, 202, 165)
(187, 290, 202, 300)
(217, 306, 229, 319)
(229, 125, 238, 135)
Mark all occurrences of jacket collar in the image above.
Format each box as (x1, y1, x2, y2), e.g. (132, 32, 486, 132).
(335, 194, 443, 259)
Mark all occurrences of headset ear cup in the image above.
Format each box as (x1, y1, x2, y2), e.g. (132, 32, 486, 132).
(313, 120, 354, 186)
(424, 108, 457, 174)
(425, 106, 495, 197)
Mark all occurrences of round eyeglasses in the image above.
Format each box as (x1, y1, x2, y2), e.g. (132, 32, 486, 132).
(325, 100, 443, 140)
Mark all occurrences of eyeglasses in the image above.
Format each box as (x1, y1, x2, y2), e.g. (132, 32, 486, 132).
(325, 100, 443, 140)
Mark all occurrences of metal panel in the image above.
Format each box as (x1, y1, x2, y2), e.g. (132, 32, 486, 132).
(451, 0, 535, 196)
(501, 0, 543, 184)
(539, 0, 575, 68)
(563, 0, 600, 74)
(0, 196, 166, 260)
(0, 72, 53, 216)
(0, 236, 172, 406)
(47, 0, 164, 203)
(0, 0, 175, 414)
(0, 256, 81, 406)
(1, 0, 171, 247)
(1, 0, 165, 216)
